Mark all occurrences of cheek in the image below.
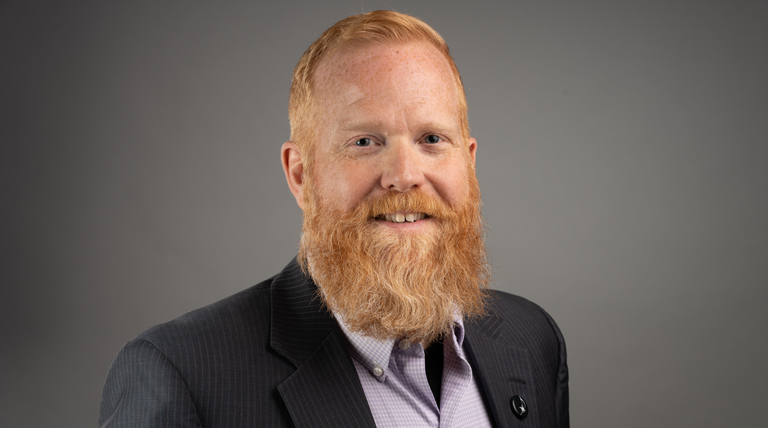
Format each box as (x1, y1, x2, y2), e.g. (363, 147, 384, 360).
(318, 162, 380, 212)
(431, 159, 475, 206)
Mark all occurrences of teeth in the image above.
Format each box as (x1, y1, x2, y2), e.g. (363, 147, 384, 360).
(382, 213, 426, 223)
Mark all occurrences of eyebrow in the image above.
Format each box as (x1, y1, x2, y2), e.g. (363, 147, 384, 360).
(339, 119, 388, 134)
(339, 117, 458, 135)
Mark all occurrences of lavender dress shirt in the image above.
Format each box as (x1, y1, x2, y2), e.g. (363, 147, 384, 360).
(337, 316, 493, 428)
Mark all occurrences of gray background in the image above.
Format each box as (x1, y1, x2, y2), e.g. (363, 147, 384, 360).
(2, 1, 766, 427)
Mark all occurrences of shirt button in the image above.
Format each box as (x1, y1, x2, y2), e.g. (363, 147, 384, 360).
(373, 365, 384, 377)
(398, 339, 411, 350)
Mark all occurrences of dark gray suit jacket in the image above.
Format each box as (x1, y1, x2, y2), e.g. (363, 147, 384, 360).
(99, 258, 569, 427)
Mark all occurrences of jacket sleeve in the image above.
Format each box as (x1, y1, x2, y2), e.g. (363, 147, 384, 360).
(542, 308, 569, 428)
(99, 338, 203, 428)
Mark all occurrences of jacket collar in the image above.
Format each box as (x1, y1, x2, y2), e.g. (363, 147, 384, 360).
(464, 292, 538, 428)
(269, 259, 535, 428)
(270, 257, 377, 428)
(269, 257, 336, 367)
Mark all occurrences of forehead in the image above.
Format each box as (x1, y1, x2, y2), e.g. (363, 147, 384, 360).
(313, 42, 458, 111)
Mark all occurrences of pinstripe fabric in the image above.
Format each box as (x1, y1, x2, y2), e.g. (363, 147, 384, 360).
(99, 257, 568, 427)
(465, 291, 570, 428)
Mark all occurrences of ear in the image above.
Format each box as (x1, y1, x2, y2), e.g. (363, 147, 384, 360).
(281, 141, 305, 210)
(468, 137, 477, 168)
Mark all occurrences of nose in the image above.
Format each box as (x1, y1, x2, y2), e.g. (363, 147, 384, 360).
(380, 141, 425, 192)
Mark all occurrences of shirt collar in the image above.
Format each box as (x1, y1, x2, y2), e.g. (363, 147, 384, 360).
(336, 314, 466, 383)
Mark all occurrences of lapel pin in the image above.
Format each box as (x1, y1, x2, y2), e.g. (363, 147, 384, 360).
(510, 395, 528, 419)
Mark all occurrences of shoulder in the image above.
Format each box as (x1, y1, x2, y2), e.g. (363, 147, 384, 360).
(134, 275, 275, 361)
(100, 268, 301, 426)
(486, 289, 562, 331)
(480, 289, 566, 358)
(486, 289, 546, 312)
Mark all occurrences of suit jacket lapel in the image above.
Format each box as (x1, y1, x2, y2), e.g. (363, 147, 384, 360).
(270, 258, 376, 428)
(465, 305, 539, 428)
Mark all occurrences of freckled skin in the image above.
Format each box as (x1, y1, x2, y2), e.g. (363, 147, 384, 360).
(304, 42, 477, 230)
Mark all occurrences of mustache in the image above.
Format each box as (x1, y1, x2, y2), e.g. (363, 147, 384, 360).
(354, 190, 456, 220)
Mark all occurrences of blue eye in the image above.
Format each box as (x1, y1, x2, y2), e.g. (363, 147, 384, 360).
(355, 138, 373, 147)
(425, 135, 441, 144)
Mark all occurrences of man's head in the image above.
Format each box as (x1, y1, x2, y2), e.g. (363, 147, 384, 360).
(287, 10, 469, 161)
(281, 11, 490, 345)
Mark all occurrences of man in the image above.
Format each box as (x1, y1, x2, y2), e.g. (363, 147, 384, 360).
(99, 10, 568, 428)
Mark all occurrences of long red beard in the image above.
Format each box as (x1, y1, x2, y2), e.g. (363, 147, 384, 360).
(298, 166, 491, 345)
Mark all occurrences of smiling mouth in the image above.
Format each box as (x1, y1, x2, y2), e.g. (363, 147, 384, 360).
(375, 212, 429, 223)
